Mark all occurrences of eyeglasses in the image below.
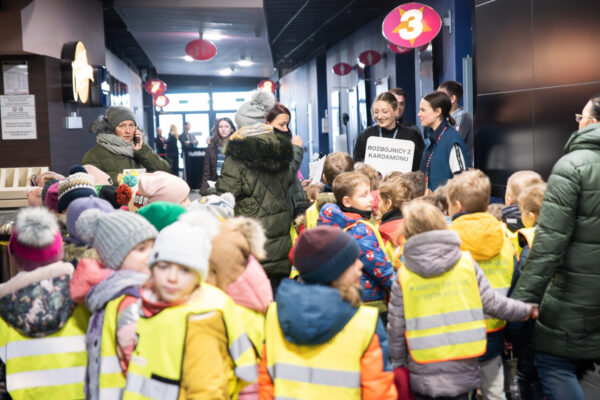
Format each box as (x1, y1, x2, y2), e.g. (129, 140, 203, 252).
(575, 114, 596, 123)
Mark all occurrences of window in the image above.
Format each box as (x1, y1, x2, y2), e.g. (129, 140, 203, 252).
(158, 93, 210, 112)
(212, 91, 252, 111)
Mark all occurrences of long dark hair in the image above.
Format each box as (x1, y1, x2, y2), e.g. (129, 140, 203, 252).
(266, 103, 291, 130)
(423, 91, 456, 126)
(211, 117, 236, 145)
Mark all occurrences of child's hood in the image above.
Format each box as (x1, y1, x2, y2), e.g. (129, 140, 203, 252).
(319, 203, 360, 229)
(450, 212, 505, 261)
(69, 257, 113, 303)
(275, 279, 358, 345)
(226, 255, 272, 313)
(402, 230, 463, 277)
(0, 261, 75, 337)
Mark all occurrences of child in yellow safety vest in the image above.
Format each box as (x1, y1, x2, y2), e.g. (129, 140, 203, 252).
(446, 170, 525, 400)
(118, 211, 257, 400)
(205, 214, 273, 400)
(259, 225, 397, 400)
(501, 170, 544, 233)
(507, 182, 547, 399)
(0, 207, 89, 400)
(387, 200, 537, 399)
(377, 176, 413, 269)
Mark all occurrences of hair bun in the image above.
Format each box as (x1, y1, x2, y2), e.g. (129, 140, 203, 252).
(14, 207, 59, 247)
(75, 208, 104, 244)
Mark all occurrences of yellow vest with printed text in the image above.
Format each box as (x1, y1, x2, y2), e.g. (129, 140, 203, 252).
(477, 235, 516, 332)
(399, 252, 487, 364)
(264, 302, 378, 400)
(122, 284, 257, 400)
(0, 304, 90, 400)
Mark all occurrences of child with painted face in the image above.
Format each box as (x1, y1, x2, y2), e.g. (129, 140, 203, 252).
(119, 213, 257, 400)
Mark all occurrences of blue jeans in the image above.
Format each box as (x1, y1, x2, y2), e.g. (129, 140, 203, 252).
(534, 352, 585, 400)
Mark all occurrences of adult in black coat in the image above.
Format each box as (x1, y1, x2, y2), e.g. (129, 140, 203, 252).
(166, 124, 180, 175)
(200, 117, 236, 194)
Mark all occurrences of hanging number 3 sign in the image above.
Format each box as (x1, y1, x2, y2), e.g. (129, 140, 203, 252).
(382, 3, 442, 49)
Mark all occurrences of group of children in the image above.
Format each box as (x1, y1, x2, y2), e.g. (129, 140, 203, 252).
(0, 146, 548, 399)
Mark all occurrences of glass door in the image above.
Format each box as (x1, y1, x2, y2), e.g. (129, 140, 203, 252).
(158, 113, 184, 170)
(184, 113, 211, 148)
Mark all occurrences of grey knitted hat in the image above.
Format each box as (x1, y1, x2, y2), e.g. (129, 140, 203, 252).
(76, 209, 158, 270)
(148, 211, 220, 280)
(235, 90, 276, 128)
(106, 106, 137, 129)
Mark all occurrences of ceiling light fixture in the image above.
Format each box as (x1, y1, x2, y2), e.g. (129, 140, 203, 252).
(218, 67, 234, 76)
(183, 55, 194, 62)
(203, 31, 224, 41)
(238, 58, 254, 67)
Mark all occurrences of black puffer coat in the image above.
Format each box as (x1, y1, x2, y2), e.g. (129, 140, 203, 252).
(216, 126, 303, 278)
(512, 122, 600, 359)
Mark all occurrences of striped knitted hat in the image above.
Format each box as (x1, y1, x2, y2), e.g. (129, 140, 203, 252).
(75, 209, 158, 269)
(57, 166, 97, 213)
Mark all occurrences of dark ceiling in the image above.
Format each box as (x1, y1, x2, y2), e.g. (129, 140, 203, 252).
(264, 0, 398, 75)
(102, 0, 398, 80)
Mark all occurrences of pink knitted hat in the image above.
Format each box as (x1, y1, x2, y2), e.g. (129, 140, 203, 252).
(45, 182, 60, 212)
(9, 207, 64, 271)
(138, 171, 190, 206)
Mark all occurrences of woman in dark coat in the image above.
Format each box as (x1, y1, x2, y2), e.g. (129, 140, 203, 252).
(512, 93, 600, 400)
(217, 91, 304, 293)
(200, 118, 236, 195)
(166, 124, 180, 176)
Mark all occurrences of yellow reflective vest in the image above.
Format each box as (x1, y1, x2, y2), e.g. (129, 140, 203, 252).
(305, 202, 319, 230)
(0, 304, 90, 400)
(96, 294, 130, 400)
(514, 227, 535, 261)
(399, 252, 487, 364)
(477, 235, 516, 332)
(264, 302, 378, 399)
(122, 283, 257, 400)
(235, 303, 265, 362)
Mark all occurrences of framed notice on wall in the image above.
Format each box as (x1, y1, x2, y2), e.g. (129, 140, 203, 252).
(0, 95, 37, 140)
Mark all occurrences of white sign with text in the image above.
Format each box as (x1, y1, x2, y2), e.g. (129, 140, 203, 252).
(1, 95, 36, 140)
(364, 136, 415, 176)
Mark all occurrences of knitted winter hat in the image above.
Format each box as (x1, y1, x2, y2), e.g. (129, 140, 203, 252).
(148, 211, 220, 279)
(106, 106, 136, 129)
(138, 171, 190, 206)
(235, 90, 276, 128)
(188, 193, 235, 221)
(83, 164, 112, 185)
(66, 196, 114, 246)
(9, 207, 64, 271)
(41, 179, 59, 207)
(57, 166, 97, 213)
(293, 225, 359, 284)
(76, 209, 158, 270)
(99, 184, 133, 209)
(138, 201, 186, 231)
(45, 182, 60, 211)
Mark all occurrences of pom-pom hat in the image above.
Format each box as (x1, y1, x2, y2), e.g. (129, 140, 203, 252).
(66, 197, 114, 246)
(57, 166, 97, 213)
(235, 90, 276, 128)
(76, 209, 157, 270)
(9, 207, 64, 271)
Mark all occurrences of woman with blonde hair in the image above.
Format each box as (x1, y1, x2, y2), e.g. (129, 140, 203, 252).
(166, 124, 180, 175)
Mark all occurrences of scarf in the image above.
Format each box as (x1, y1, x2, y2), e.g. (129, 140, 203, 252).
(231, 123, 273, 140)
(97, 132, 134, 157)
(339, 204, 372, 220)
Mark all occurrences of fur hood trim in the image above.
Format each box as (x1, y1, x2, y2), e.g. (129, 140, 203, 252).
(0, 261, 73, 298)
(225, 216, 266, 260)
(225, 132, 293, 172)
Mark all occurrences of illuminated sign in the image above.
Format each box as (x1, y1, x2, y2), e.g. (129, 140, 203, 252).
(145, 79, 166, 95)
(154, 95, 169, 108)
(185, 39, 217, 61)
(382, 3, 442, 49)
(358, 50, 382, 66)
(258, 79, 277, 93)
(61, 41, 94, 104)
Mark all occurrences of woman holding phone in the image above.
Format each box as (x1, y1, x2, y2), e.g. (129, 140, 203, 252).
(82, 106, 170, 184)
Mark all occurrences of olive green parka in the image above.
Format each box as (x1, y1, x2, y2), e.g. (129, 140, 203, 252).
(512, 122, 600, 359)
(216, 129, 303, 279)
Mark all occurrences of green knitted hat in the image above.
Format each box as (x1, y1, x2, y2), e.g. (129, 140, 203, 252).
(138, 201, 187, 231)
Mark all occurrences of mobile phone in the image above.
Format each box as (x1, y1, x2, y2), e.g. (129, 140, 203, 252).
(133, 135, 140, 145)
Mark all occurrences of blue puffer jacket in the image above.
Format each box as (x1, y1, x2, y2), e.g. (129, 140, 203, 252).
(317, 203, 394, 302)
